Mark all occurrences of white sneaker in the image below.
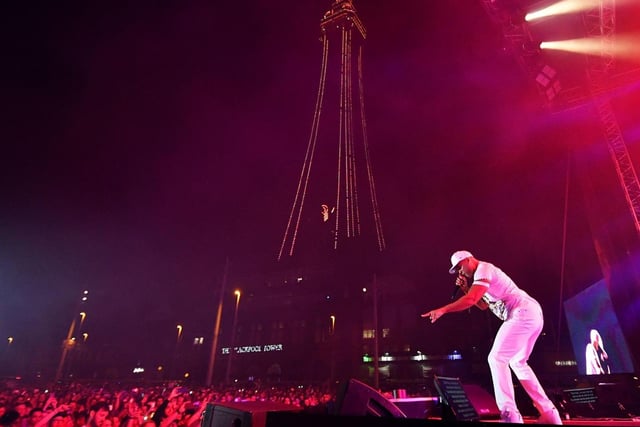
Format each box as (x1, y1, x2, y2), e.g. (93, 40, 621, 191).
(537, 407, 563, 425)
(501, 409, 523, 423)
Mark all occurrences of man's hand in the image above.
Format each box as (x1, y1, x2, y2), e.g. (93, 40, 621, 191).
(421, 308, 445, 323)
(456, 274, 469, 293)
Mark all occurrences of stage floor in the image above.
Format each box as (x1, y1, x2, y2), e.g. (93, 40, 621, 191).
(265, 412, 640, 427)
(529, 418, 640, 426)
(481, 416, 640, 426)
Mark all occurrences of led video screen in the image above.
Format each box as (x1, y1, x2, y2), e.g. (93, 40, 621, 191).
(564, 279, 635, 375)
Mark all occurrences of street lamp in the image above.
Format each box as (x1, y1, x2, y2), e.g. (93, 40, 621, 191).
(225, 289, 241, 384)
(173, 324, 184, 379)
(176, 324, 183, 343)
(55, 291, 89, 381)
(329, 314, 337, 383)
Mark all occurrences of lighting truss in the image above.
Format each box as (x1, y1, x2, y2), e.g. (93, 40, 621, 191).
(584, 0, 640, 236)
(478, 0, 566, 108)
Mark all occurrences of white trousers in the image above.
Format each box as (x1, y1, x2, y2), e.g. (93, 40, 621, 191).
(487, 299, 556, 415)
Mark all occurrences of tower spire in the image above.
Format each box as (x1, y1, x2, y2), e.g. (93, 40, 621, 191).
(278, 1, 384, 261)
(321, 0, 366, 39)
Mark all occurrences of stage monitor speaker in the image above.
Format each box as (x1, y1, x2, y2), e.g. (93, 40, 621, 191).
(433, 376, 480, 422)
(462, 383, 500, 419)
(334, 378, 407, 418)
(201, 401, 302, 427)
(563, 383, 640, 419)
(388, 397, 439, 419)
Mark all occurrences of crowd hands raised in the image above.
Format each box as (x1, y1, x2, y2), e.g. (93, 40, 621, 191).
(0, 382, 334, 427)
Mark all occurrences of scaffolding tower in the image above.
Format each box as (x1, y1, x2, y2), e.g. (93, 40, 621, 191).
(583, 0, 640, 237)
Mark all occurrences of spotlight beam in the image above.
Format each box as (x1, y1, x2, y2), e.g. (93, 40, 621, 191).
(526, 0, 637, 22)
(540, 36, 640, 62)
(525, 0, 599, 22)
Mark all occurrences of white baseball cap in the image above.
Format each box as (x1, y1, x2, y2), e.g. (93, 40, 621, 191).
(449, 250, 473, 274)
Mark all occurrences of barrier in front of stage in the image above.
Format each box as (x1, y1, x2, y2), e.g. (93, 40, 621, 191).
(201, 401, 302, 427)
(388, 397, 439, 419)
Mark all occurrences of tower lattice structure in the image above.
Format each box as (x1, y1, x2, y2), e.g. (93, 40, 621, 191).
(278, 0, 385, 262)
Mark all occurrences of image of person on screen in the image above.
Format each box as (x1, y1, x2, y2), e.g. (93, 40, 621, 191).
(586, 329, 610, 375)
(421, 250, 562, 424)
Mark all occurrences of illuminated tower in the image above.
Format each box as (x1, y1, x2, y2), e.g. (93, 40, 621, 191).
(278, 0, 385, 264)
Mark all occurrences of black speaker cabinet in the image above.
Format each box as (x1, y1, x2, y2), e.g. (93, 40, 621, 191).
(334, 378, 407, 417)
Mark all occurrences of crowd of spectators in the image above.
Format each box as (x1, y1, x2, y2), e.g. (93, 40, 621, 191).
(0, 382, 335, 427)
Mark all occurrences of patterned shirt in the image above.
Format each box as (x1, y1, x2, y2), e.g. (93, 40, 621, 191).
(472, 260, 537, 320)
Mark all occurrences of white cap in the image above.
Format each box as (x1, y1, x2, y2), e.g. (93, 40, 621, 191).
(449, 250, 473, 274)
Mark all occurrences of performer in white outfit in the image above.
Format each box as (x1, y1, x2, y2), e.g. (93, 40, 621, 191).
(422, 250, 562, 424)
(585, 329, 610, 375)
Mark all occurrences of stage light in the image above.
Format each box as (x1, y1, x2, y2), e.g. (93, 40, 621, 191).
(526, 0, 636, 22)
(540, 36, 640, 61)
(525, 0, 599, 22)
(536, 64, 556, 87)
(535, 64, 562, 101)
